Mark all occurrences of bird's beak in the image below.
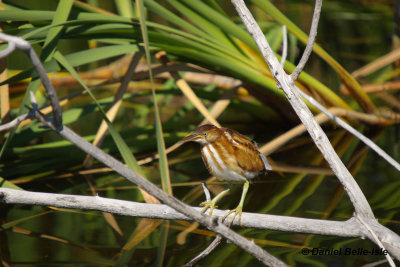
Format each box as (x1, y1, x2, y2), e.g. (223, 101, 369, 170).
(179, 132, 201, 144)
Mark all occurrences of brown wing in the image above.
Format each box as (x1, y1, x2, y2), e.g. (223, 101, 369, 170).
(223, 128, 265, 173)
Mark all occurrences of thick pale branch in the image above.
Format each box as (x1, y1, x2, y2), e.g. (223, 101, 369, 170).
(1, 187, 400, 258)
(32, 111, 286, 266)
(0, 188, 368, 237)
(231, 0, 374, 220)
(231, 0, 400, 260)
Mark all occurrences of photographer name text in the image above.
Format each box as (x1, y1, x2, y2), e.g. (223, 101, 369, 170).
(301, 247, 388, 256)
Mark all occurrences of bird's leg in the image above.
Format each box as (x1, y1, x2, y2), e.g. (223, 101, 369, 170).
(222, 180, 249, 227)
(200, 188, 230, 216)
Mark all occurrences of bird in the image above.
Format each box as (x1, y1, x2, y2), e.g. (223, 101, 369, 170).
(179, 124, 272, 226)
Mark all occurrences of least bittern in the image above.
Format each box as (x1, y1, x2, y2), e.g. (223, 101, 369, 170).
(180, 124, 272, 226)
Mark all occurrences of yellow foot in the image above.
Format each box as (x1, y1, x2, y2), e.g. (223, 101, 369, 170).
(200, 200, 218, 216)
(199, 188, 230, 217)
(222, 180, 249, 227)
(222, 205, 243, 227)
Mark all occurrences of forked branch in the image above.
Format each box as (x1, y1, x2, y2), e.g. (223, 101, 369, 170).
(231, 0, 399, 262)
(0, 33, 62, 129)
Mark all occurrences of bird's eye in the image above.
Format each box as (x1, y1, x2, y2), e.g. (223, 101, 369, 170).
(203, 133, 208, 137)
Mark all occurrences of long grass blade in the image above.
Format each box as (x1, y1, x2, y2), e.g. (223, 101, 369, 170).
(137, 0, 172, 195)
(0, 176, 23, 190)
(115, 0, 134, 18)
(53, 51, 144, 177)
(136, 2, 171, 266)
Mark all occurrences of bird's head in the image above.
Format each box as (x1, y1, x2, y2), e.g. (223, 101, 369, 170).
(180, 124, 221, 145)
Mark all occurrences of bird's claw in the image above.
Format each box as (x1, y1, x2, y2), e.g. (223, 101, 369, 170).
(222, 205, 243, 227)
(200, 201, 218, 216)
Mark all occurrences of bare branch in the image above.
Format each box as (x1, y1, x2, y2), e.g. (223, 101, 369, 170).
(0, 188, 369, 237)
(202, 181, 212, 202)
(0, 41, 15, 58)
(290, 0, 322, 81)
(184, 235, 223, 267)
(31, 110, 286, 266)
(83, 52, 143, 167)
(0, 33, 63, 129)
(231, 0, 373, 219)
(184, 182, 223, 266)
(356, 215, 396, 267)
(231, 0, 400, 260)
(1, 1, 397, 263)
(280, 25, 288, 66)
(297, 87, 400, 172)
(0, 113, 30, 132)
(1, 187, 400, 259)
(0, 91, 37, 132)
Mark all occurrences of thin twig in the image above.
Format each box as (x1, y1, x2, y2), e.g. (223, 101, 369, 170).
(0, 33, 63, 129)
(0, 41, 15, 58)
(0, 113, 30, 132)
(184, 182, 223, 266)
(280, 25, 288, 67)
(290, 0, 322, 81)
(184, 235, 223, 267)
(0, 91, 39, 131)
(356, 215, 395, 267)
(297, 88, 400, 172)
(362, 259, 391, 267)
(202, 181, 212, 202)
